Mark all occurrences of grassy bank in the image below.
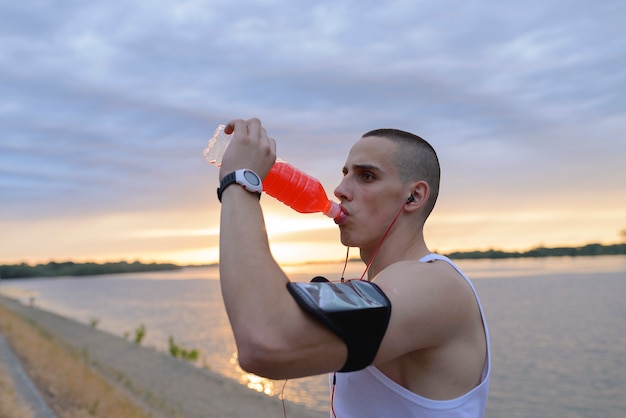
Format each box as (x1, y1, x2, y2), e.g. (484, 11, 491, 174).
(0, 303, 153, 418)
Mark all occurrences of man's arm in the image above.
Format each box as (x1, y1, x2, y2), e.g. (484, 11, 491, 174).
(218, 119, 346, 379)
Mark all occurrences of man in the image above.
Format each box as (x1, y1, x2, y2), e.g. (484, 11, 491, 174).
(217, 118, 490, 417)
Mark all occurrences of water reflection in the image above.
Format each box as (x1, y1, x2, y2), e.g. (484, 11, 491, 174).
(229, 350, 320, 407)
(230, 351, 277, 396)
(243, 373, 275, 395)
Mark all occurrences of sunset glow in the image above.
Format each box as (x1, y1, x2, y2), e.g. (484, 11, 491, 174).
(1, 200, 624, 266)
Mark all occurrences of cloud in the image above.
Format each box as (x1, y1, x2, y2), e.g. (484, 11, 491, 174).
(1, 0, 625, 263)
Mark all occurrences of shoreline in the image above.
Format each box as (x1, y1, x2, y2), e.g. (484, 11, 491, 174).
(2, 245, 624, 279)
(0, 295, 325, 418)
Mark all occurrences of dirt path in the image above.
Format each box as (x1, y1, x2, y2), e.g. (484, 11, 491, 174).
(0, 332, 58, 418)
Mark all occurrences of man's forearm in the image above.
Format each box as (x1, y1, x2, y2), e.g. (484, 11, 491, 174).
(218, 185, 291, 345)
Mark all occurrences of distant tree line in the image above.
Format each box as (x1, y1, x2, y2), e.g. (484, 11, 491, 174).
(2, 243, 625, 279)
(0, 260, 181, 279)
(447, 243, 626, 260)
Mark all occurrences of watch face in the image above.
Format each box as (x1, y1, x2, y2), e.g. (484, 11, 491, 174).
(243, 170, 261, 186)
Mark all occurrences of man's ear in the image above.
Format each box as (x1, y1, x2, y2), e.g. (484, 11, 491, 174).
(404, 181, 429, 212)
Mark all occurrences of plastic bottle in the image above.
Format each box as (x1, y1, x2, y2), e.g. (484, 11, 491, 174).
(203, 125, 343, 219)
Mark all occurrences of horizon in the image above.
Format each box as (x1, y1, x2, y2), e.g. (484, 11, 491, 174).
(4, 238, 624, 268)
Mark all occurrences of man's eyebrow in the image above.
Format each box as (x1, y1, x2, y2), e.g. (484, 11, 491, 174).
(342, 163, 382, 174)
(352, 163, 382, 172)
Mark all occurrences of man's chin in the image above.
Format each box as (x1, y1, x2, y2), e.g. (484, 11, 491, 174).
(339, 233, 357, 248)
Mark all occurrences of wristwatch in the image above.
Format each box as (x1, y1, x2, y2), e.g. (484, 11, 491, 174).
(217, 169, 263, 202)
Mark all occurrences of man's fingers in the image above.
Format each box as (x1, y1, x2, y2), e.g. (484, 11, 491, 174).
(224, 119, 246, 135)
(246, 118, 262, 140)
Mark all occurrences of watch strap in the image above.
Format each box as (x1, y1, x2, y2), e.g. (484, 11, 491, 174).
(217, 171, 262, 202)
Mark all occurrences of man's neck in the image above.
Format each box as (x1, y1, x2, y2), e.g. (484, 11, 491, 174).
(360, 231, 430, 279)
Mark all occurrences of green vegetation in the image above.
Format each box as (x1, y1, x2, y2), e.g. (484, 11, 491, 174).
(446, 243, 626, 260)
(134, 324, 146, 345)
(121, 326, 201, 362)
(168, 336, 200, 362)
(0, 260, 181, 279)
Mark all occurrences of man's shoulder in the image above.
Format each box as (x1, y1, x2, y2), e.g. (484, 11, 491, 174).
(374, 258, 476, 317)
(375, 258, 464, 288)
(370, 258, 483, 367)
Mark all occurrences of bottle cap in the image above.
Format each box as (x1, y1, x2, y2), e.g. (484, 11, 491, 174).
(324, 201, 343, 219)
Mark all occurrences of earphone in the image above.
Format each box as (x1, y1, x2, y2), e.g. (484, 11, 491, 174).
(406, 194, 415, 204)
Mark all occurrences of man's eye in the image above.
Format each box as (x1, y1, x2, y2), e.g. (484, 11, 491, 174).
(361, 172, 375, 181)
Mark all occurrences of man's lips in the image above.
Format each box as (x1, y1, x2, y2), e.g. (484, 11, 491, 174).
(334, 206, 349, 225)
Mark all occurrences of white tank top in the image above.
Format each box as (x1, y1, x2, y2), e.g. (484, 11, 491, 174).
(332, 253, 491, 417)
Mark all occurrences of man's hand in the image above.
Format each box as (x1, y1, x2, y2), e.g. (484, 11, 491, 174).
(219, 118, 277, 181)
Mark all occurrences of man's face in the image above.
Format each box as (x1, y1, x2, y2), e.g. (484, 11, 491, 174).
(333, 136, 407, 249)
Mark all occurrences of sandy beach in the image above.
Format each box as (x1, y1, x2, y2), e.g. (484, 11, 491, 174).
(0, 295, 325, 418)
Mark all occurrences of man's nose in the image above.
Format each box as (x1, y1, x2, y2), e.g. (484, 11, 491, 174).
(334, 179, 349, 201)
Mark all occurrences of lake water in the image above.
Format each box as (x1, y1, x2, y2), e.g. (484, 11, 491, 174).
(1, 255, 625, 417)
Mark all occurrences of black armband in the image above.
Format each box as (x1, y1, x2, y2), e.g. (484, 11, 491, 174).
(287, 278, 392, 372)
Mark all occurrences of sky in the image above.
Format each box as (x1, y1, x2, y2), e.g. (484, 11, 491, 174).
(1, 0, 625, 266)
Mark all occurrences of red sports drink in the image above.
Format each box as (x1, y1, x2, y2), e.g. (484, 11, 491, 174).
(263, 160, 342, 218)
(203, 125, 343, 220)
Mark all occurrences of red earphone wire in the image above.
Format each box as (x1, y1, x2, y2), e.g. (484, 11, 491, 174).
(358, 200, 408, 281)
